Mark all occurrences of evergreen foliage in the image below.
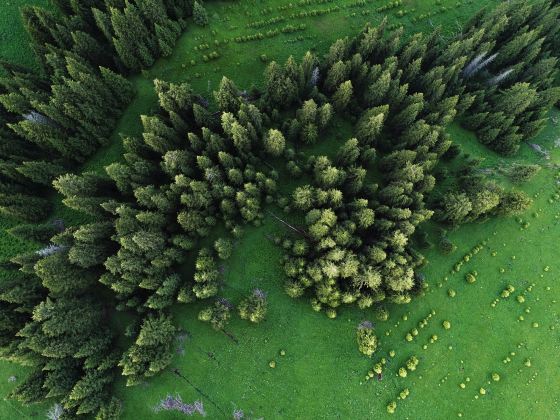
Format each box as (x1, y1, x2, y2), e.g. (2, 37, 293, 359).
(238, 289, 268, 323)
(455, 0, 560, 154)
(198, 298, 232, 330)
(356, 321, 378, 356)
(119, 313, 176, 386)
(193, 1, 209, 27)
(0, 2, 558, 415)
(0, 0, 195, 222)
(433, 159, 533, 226)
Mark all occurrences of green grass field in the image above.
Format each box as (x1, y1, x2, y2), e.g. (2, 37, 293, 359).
(2, 0, 560, 418)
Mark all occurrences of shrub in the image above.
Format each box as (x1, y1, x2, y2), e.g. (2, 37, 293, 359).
(439, 236, 457, 255)
(214, 238, 233, 260)
(356, 321, 378, 356)
(375, 306, 389, 321)
(405, 356, 419, 371)
(508, 164, 541, 184)
(238, 289, 268, 323)
(198, 299, 233, 330)
(325, 308, 337, 319)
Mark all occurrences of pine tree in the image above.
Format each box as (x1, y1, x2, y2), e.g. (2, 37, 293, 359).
(71, 30, 109, 68)
(193, 1, 209, 26)
(198, 298, 232, 330)
(9, 369, 47, 404)
(214, 77, 240, 113)
(437, 192, 472, 225)
(34, 251, 97, 295)
(96, 397, 122, 420)
(15, 160, 66, 186)
(119, 313, 176, 386)
(325, 61, 349, 92)
(8, 222, 62, 243)
(264, 129, 286, 157)
(238, 289, 267, 323)
(356, 106, 387, 145)
(155, 23, 177, 57)
(110, 3, 156, 70)
(336, 138, 361, 166)
(332, 80, 353, 111)
(100, 67, 135, 108)
(264, 61, 298, 108)
(0, 193, 50, 221)
(494, 190, 532, 215)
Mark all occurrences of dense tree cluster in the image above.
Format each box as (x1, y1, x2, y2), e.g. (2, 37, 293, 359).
(432, 157, 533, 226)
(24, 0, 193, 72)
(0, 228, 118, 416)
(278, 21, 462, 316)
(46, 78, 279, 397)
(0, 0, 558, 415)
(455, 0, 560, 154)
(85, 78, 278, 314)
(0, 0, 198, 221)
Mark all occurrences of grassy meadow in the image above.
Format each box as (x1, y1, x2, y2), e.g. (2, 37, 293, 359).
(2, 0, 560, 418)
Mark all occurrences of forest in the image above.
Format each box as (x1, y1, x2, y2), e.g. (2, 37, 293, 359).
(0, 0, 559, 418)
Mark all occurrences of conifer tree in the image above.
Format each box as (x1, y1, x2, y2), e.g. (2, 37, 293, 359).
(332, 80, 353, 111)
(214, 77, 240, 113)
(264, 128, 286, 157)
(193, 1, 209, 26)
(8, 222, 62, 243)
(119, 313, 176, 386)
(238, 289, 268, 323)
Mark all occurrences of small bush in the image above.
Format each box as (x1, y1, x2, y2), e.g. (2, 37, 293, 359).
(356, 321, 378, 356)
(238, 289, 268, 323)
